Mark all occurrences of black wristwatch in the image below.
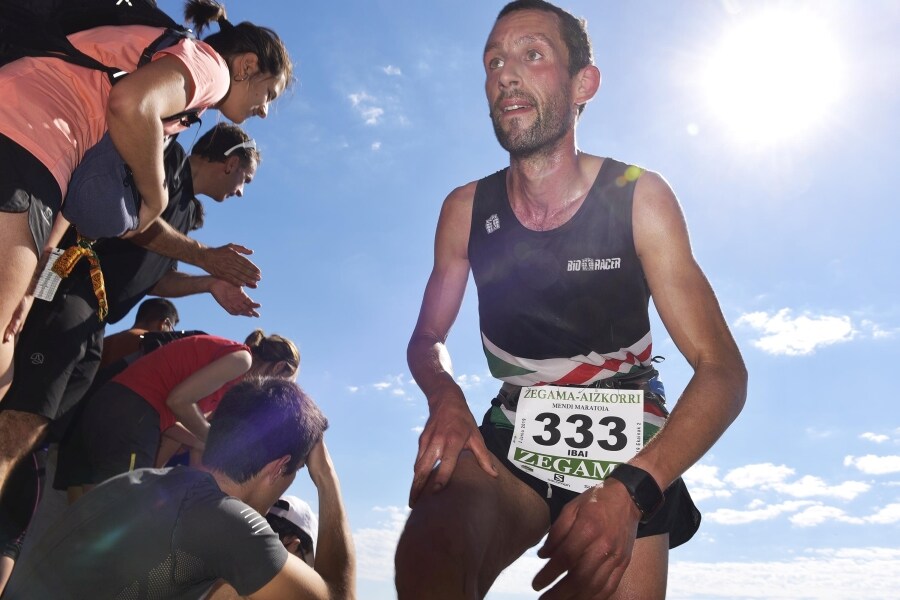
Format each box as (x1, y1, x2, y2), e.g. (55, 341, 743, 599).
(607, 463, 664, 524)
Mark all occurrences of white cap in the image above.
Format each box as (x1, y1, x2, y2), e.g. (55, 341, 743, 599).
(267, 495, 318, 546)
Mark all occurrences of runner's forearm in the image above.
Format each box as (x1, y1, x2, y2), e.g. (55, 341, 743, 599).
(149, 271, 214, 298)
(130, 219, 205, 265)
(314, 467, 356, 600)
(407, 334, 463, 408)
(630, 356, 747, 490)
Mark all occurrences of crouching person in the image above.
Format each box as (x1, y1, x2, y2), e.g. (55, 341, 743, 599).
(3, 378, 356, 600)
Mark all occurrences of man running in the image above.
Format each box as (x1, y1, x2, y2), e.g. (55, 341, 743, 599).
(395, 2, 747, 599)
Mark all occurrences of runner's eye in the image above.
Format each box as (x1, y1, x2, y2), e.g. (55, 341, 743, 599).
(526, 49, 543, 61)
(488, 56, 504, 70)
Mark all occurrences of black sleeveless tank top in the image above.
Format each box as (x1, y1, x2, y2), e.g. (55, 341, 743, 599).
(468, 158, 653, 386)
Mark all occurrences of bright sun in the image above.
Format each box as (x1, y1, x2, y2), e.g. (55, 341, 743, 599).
(701, 8, 845, 146)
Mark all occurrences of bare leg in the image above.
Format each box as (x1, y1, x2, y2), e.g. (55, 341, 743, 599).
(0, 211, 38, 400)
(0, 411, 48, 496)
(395, 451, 550, 600)
(0, 555, 14, 596)
(610, 533, 669, 600)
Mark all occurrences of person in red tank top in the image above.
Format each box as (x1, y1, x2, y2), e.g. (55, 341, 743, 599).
(75, 329, 299, 489)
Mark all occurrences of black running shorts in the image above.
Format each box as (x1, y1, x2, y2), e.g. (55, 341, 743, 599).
(479, 404, 701, 548)
(0, 133, 62, 252)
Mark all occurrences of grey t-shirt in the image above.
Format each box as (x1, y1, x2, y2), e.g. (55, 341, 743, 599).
(5, 467, 288, 599)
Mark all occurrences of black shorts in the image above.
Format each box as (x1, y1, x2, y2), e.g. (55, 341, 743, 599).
(81, 382, 160, 485)
(2, 286, 104, 421)
(0, 133, 62, 252)
(479, 405, 701, 549)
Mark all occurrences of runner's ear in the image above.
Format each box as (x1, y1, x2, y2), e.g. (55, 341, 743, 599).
(268, 454, 293, 482)
(223, 155, 241, 174)
(573, 64, 601, 106)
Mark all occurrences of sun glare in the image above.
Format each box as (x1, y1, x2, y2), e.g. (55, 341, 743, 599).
(701, 8, 845, 147)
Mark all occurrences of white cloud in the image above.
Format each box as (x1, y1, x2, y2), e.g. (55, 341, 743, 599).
(411, 426, 423, 434)
(844, 454, 900, 475)
(373, 382, 391, 391)
(734, 308, 855, 355)
(371, 141, 382, 151)
(354, 506, 409, 583)
(786, 502, 900, 527)
(391, 388, 406, 397)
(860, 319, 895, 340)
(348, 92, 385, 125)
(382, 65, 402, 76)
(719, 464, 867, 500)
(771, 475, 869, 501)
(805, 426, 834, 439)
(790, 504, 863, 526)
(455, 373, 485, 390)
(861, 432, 889, 443)
(690, 488, 733, 502)
(723, 463, 794, 488)
(347, 386, 359, 393)
(865, 502, 900, 524)
(705, 500, 815, 524)
(667, 547, 900, 599)
(492, 549, 547, 595)
(684, 464, 732, 501)
(684, 464, 726, 489)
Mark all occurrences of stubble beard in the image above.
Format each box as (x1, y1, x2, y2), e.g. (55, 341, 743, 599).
(491, 88, 572, 159)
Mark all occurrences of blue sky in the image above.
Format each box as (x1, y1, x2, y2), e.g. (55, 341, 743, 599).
(138, 1, 900, 597)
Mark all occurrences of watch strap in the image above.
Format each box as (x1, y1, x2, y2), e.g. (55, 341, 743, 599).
(607, 463, 664, 524)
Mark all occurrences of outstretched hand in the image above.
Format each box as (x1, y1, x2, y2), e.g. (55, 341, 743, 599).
(209, 279, 260, 317)
(532, 482, 641, 600)
(409, 385, 498, 506)
(199, 243, 260, 289)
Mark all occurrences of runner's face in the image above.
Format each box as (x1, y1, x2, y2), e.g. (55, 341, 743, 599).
(210, 157, 257, 202)
(484, 10, 575, 157)
(220, 61, 286, 124)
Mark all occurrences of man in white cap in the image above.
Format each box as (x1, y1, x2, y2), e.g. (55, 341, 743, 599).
(267, 495, 318, 567)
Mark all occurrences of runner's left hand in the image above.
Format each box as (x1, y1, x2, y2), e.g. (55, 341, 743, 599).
(209, 279, 261, 317)
(532, 480, 641, 599)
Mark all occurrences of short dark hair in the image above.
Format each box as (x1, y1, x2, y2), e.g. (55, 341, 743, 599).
(190, 123, 260, 167)
(497, 0, 594, 115)
(203, 378, 328, 482)
(134, 298, 178, 327)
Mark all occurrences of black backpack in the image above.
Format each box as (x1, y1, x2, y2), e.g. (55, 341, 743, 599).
(0, 0, 203, 239)
(0, 0, 190, 80)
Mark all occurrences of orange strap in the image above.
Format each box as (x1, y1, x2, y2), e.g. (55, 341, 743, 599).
(51, 234, 108, 321)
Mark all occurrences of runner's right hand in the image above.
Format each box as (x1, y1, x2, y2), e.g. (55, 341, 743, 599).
(409, 383, 498, 506)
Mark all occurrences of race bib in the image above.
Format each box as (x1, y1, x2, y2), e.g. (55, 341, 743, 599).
(33, 248, 65, 302)
(508, 385, 644, 492)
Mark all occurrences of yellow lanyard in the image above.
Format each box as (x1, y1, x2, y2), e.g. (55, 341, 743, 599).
(50, 234, 108, 321)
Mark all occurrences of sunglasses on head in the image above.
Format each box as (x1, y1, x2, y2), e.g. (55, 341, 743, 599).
(223, 139, 257, 156)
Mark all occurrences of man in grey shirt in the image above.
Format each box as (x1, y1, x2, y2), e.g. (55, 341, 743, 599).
(4, 377, 356, 600)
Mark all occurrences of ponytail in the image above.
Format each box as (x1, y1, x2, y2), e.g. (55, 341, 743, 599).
(245, 330, 300, 378)
(184, 0, 293, 85)
(183, 0, 227, 36)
